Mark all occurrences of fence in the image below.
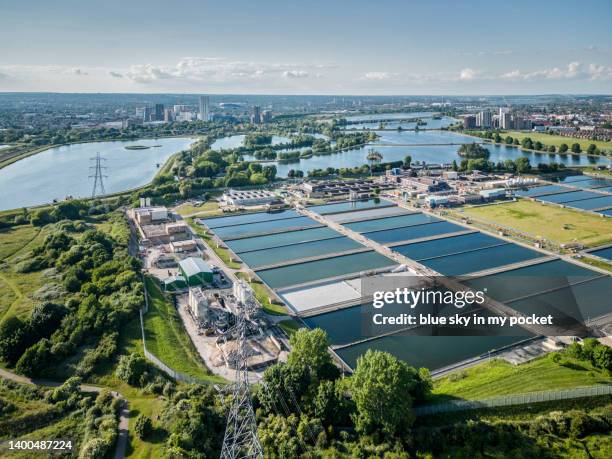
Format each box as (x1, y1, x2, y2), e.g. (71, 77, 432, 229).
(415, 384, 612, 416)
(138, 276, 211, 386)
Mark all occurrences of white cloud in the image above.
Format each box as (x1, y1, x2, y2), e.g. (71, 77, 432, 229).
(108, 71, 123, 78)
(362, 72, 396, 80)
(71, 68, 88, 76)
(282, 70, 309, 78)
(459, 68, 479, 81)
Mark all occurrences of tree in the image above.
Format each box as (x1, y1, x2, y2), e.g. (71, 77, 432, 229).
(457, 143, 490, 159)
(0, 316, 30, 365)
(571, 143, 581, 153)
(451, 160, 458, 171)
(249, 173, 268, 185)
(587, 144, 598, 155)
(515, 157, 531, 173)
(287, 328, 335, 381)
(115, 353, 147, 386)
(403, 155, 412, 168)
(592, 344, 612, 371)
(534, 141, 543, 151)
(559, 143, 569, 153)
(135, 414, 153, 439)
(350, 350, 419, 437)
(521, 137, 534, 150)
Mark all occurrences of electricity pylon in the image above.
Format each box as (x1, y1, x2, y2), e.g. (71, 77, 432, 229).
(89, 153, 107, 198)
(220, 281, 263, 459)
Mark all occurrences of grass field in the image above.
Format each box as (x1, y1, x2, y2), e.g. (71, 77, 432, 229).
(504, 130, 612, 152)
(580, 255, 612, 272)
(174, 200, 222, 217)
(462, 200, 612, 247)
(277, 318, 302, 336)
(143, 276, 224, 383)
(431, 355, 611, 402)
(0, 224, 55, 321)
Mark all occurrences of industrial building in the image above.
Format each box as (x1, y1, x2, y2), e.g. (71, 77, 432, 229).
(162, 275, 187, 292)
(134, 206, 168, 225)
(300, 179, 394, 198)
(179, 257, 213, 286)
(222, 189, 279, 207)
(170, 239, 198, 253)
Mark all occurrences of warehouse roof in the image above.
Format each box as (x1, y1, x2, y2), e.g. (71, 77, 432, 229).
(179, 257, 212, 277)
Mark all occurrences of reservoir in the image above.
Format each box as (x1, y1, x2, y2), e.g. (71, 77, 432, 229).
(225, 226, 341, 253)
(0, 137, 194, 210)
(241, 130, 611, 177)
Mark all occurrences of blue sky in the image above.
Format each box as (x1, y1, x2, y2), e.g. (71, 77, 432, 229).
(1, 0, 611, 94)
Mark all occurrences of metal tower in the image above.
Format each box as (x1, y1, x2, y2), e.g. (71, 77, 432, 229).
(220, 281, 263, 459)
(89, 153, 107, 198)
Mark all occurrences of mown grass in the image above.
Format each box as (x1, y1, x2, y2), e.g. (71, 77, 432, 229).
(174, 200, 222, 217)
(462, 200, 612, 247)
(431, 355, 611, 403)
(142, 276, 224, 383)
(236, 272, 287, 315)
(277, 319, 302, 336)
(580, 255, 612, 272)
(503, 130, 612, 152)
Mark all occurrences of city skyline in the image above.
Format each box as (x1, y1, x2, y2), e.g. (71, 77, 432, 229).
(1, 0, 612, 94)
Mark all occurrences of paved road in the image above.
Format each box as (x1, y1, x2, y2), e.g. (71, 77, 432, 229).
(0, 368, 129, 459)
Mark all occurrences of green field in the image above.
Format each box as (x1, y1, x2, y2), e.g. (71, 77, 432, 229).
(503, 130, 612, 152)
(432, 355, 611, 402)
(277, 318, 302, 336)
(0, 224, 55, 321)
(143, 276, 224, 383)
(462, 200, 612, 247)
(580, 255, 612, 272)
(174, 200, 222, 217)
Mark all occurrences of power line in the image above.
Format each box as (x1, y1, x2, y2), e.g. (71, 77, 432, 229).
(220, 281, 263, 459)
(89, 152, 107, 198)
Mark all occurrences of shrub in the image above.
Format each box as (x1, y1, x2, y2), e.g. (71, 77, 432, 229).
(135, 414, 153, 439)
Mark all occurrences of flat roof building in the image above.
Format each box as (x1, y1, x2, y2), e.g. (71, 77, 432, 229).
(222, 189, 278, 207)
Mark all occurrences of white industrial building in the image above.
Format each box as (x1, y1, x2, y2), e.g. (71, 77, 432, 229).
(222, 189, 278, 207)
(188, 287, 210, 320)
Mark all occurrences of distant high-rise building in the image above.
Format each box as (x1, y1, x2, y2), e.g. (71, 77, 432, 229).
(476, 110, 492, 128)
(142, 106, 152, 122)
(501, 112, 512, 130)
(164, 108, 174, 122)
(463, 115, 477, 129)
(251, 105, 261, 124)
(154, 104, 164, 121)
(199, 95, 210, 121)
(261, 110, 272, 123)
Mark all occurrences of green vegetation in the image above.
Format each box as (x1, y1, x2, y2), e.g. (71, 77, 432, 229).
(0, 378, 120, 458)
(236, 272, 287, 315)
(143, 276, 223, 383)
(504, 130, 612, 153)
(277, 319, 302, 336)
(462, 199, 612, 247)
(174, 200, 221, 217)
(458, 142, 490, 159)
(432, 353, 611, 402)
(580, 255, 612, 272)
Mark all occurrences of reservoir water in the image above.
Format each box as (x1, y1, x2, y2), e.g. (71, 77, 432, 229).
(225, 227, 341, 253)
(237, 129, 611, 177)
(255, 250, 396, 289)
(0, 137, 194, 210)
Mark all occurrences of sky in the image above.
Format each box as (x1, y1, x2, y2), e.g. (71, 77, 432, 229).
(1, 0, 612, 95)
